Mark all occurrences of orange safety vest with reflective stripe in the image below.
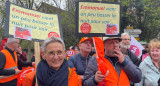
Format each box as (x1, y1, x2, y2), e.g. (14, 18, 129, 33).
(68, 68, 82, 86)
(93, 37, 130, 86)
(96, 55, 130, 86)
(0, 49, 18, 83)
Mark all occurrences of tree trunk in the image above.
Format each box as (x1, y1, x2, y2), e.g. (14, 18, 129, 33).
(27, 40, 31, 62)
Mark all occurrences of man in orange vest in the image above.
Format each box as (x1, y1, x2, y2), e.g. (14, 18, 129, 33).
(83, 37, 142, 86)
(0, 38, 35, 86)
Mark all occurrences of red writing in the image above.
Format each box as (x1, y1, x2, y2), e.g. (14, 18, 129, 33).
(12, 7, 41, 18)
(81, 5, 105, 10)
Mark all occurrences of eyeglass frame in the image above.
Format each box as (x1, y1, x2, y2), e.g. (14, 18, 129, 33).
(45, 50, 65, 57)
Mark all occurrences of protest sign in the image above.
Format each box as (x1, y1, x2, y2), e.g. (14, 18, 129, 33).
(5, 1, 63, 41)
(76, 1, 121, 37)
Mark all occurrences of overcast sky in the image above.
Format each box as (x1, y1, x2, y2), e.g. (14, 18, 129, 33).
(34, 0, 66, 10)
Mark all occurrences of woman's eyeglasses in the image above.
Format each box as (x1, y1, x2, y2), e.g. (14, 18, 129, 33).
(46, 51, 65, 57)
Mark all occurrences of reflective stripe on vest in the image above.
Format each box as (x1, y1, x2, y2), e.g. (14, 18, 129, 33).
(0, 66, 18, 79)
(0, 49, 18, 83)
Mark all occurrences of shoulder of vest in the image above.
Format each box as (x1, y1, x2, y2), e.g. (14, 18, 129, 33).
(1, 49, 8, 52)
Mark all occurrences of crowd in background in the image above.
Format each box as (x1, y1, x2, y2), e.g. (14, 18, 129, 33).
(0, 33, 159, 86)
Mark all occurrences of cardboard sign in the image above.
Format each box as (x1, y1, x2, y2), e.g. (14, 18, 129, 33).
(76, 1, 121, 37)
(5, 1, 63, 41)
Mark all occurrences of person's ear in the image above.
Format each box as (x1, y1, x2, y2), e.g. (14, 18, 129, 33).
(41, 52, 46, 60)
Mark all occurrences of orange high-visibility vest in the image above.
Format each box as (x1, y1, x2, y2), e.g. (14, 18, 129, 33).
(22, 71, 36, 86)
(93, 37, 130, 86)
(68, 68, 82, 86)
(96, 55, 130, 86)
(0, 49, 18, 83)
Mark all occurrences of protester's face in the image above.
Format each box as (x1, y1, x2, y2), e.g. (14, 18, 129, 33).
(13, 39, 20, 50)
(91, 46, 95, 52)
(44, 42, 65, 71)
(79, 40, 92, 53)
(104, 39, 120, 57)
(75, 48, 79, 54)
(142, 45, 146, 48)
(121, 35, 131, 49)
(16, 46, 22, 53)
(150, 47, 160, 61)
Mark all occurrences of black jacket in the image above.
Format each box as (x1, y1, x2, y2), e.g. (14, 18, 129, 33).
(126, 49, 141, 66)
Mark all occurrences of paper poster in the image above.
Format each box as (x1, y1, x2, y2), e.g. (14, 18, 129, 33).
(76, 1, 121, 37)
(5, 1, 63, 41)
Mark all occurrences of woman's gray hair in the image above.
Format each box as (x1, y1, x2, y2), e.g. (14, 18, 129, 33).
(41, 37, 65, 53)
(7, 38, 17, 44)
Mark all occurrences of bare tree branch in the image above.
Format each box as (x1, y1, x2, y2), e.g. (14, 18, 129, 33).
(52, 0, 59, 8)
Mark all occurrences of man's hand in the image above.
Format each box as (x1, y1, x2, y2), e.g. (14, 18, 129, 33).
(80, 75, 84, 80)
(15, 47, 22, 54)
(15, 69, 21, 74)
(32, 62, 35, 66)
(95, 71, 105, 83)
(114, 47, 124, 63)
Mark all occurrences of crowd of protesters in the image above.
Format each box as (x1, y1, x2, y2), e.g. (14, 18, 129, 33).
(0, 33, 159, 86)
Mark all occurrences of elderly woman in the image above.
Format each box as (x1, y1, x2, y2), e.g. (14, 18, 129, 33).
(135, 39, 160, 86)
(36, 37, 81, 86)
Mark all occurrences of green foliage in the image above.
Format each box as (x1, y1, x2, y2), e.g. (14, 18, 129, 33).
(0, 0, 5, 39)
(121, 0, 160, 42)
(60, 10, 81, 49)
(20, 40, 35, 49)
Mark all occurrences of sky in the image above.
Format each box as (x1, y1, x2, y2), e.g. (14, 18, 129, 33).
(34, 0, 66, 10)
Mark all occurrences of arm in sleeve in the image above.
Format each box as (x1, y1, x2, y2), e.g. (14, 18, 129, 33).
(122, 55, 142, 83)
(68, 56, 75, 68)
(20, 52, 27, 61)
(18, 58, 32, 67)
(0, 53, 15, 75)
(83, 56, 98, 86)
(134, 63, 145, 86)
(129, 51, 141, 66)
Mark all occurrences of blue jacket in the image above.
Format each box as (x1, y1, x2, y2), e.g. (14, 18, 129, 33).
(135, 56, 160, 86)
(68, 53, 91, 75)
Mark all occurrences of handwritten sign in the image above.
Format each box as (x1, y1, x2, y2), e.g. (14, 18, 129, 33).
(76, 1, 121, 37)
(5, 1, 63, 41)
